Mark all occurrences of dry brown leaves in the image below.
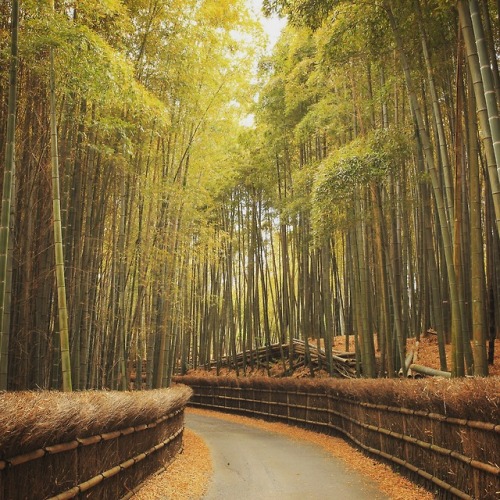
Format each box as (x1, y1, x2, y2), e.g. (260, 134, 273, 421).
(187, 336, 500, 379)
(134, 428, 212, 500)
(408, 335, 500, 377)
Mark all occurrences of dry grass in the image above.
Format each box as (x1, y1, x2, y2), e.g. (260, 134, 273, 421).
(0, 386, 192, 459)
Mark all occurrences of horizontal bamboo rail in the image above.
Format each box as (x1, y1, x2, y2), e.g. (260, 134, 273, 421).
(182, 381, 500, 500)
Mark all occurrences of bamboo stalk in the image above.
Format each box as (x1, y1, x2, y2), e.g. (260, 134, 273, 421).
(49, 2, 72, 391)
(409, 363, 451, 378)
(0, 0, 19, 390)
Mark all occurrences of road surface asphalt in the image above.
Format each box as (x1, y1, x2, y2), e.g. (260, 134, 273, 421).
(186, 413, 388, 500)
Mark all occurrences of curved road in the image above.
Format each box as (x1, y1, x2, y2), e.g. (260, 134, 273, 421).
(186, 413, 388, 500)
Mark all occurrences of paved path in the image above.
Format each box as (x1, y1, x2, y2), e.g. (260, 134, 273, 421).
(186, 413, 388, 500)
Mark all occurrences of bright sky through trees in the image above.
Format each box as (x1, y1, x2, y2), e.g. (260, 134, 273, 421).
(247, 0, 287, 52)
(239, 0, 287, 126)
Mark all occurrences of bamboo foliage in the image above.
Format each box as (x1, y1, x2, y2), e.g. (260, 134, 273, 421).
(0, 0, 499, 388)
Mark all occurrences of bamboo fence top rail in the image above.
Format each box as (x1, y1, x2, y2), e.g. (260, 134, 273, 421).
(189, 382, 499, 432)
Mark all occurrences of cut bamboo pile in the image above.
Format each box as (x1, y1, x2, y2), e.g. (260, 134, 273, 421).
(209, 339, 357, 378)
(404, 342, 452, 378)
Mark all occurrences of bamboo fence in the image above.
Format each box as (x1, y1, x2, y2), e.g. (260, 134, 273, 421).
(204, 339, 357, 378)
(176, 376, 500, 500)
(0, 388, 192, 499)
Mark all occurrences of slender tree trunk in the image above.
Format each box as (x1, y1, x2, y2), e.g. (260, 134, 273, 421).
(354, 193, 376, 377)
(414, 0, 454, 225)
(458, 0, 500, 234)
(468, 0, 500, 171)
(371, 184, 393, 376)
(467, 71, 489, 375)
(0, 0, 18, 390)
(479, 0, 500, 103)
(320, 240, 334, 375)
(50, 28, 72, 391)
(386, 2, 463, 375)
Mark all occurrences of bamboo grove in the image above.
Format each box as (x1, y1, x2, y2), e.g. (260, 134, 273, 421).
(0, 0, 499, 391)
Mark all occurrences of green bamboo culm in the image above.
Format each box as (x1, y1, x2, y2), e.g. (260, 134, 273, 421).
(0, 0, 20, 391)
(458, 0, 500, 235)
(49, 7, 72, 391)
(468, 0, 500, 174)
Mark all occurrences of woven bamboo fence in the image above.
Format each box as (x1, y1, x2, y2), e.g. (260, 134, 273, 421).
(175, 376, 500, 500)
(0, 386, 192, 499)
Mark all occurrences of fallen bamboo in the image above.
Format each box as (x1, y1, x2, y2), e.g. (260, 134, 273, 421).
(409, 364, 451, 378)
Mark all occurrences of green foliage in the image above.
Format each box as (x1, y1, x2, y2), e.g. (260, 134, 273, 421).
(263, 0, 337, 30)
(312, 127, 410, 232)
(315, 3, 391, 65)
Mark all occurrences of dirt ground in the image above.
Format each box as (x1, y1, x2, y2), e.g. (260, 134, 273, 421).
(405, 333, 500, 376)
(333, 333, 500, 376)
(135, 408, 433, 500)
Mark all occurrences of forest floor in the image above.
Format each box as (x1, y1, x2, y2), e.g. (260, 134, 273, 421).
(185, 334, 500, 378)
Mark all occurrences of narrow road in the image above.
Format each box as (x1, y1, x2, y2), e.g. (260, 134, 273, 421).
(186, 413, 388, 500)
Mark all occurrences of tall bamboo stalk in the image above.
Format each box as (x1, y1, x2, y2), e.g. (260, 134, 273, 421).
(469, 0, 500, 172)
(386, 2, 463, 375)
(0, 0, 19, 390)
(458, 0, 500, 234)
(467, 71, 488, 376)
(414, 0, 454, 225)
(49, 9, 72, 391)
